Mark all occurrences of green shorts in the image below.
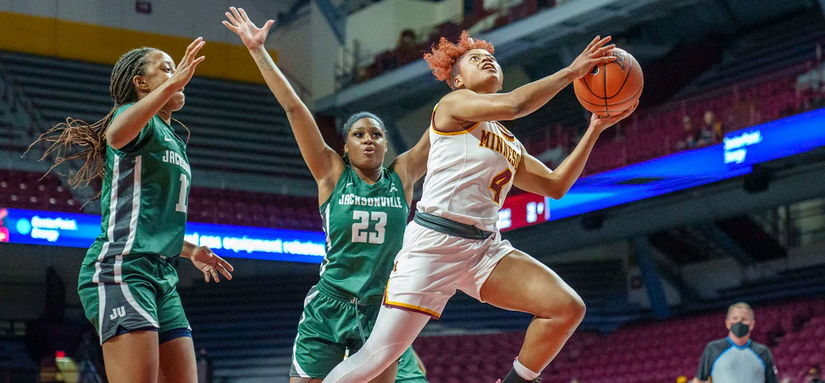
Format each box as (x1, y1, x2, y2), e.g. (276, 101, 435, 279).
(290, 280, 427, 382)
(77, 254, 189, 344)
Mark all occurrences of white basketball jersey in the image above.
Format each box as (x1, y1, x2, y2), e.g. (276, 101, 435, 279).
(417, 107, 523, 232)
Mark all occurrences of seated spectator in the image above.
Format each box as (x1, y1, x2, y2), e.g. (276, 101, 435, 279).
(698, 110, 721, 146)
(796, 43, 825, 110)
(396, 29, 420, 65)
(805, 365, 824, 383)
(796, 59, 824, 95)
(677, 115, 697, 150)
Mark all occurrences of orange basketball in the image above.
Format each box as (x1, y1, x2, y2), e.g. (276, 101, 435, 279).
(573, 47, 643, 117)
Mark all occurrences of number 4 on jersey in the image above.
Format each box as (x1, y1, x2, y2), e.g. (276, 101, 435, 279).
(352, 211, 387, 244)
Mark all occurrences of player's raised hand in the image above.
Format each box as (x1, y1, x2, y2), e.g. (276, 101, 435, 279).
(222, 6, 275, 49)
(589, 100, 639, 133)
(168, 37, 206, 90)
(190, 245, 234, 283)
(567, 35, 617, 79)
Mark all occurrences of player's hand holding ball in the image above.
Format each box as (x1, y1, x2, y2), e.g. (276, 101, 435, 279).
(573, 40, 644, 119)
(567, 35, 618, 79)
(567, 36, 644, 132)
(589, 100, 639, 133)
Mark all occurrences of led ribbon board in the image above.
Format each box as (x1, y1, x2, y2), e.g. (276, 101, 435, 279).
(3, 110, 825, 246)
(0, 208, 326, 263)
(498, 108, 825, 231)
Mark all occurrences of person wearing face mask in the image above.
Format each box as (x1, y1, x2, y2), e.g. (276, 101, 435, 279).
(693, 302, 778, 383)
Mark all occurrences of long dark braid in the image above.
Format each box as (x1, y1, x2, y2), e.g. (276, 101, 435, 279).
(26, 47, 157, 196)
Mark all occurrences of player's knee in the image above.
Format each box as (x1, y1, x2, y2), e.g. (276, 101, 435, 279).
(536, 290, 586, 328)
(563, 293, 587, 327)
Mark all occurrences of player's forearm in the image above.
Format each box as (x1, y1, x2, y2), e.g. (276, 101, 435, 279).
(247, 47, 335, 179)
(547, 125, 600, 198)
(506, 68, 575, 119)
(247, 46, 304, 113)
(106, 82, 178, 149)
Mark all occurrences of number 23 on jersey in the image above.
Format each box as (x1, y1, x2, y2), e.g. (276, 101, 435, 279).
(351, 210, 387, 244)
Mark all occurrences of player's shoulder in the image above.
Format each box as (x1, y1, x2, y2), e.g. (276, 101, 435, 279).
(749, 340, 773, 356)
(704, 338, 732, 353)
(438, 89, 479, 110)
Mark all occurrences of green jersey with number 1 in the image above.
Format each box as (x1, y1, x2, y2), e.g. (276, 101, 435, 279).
(319, 165, 409, 299)
(83, 103, 192, 265)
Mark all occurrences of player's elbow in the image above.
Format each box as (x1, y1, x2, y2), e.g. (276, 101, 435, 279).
(546, 189, 566, 200)
(105, 127, 127, 150)
(542, 174, 572, 200)
(543, 183, 568, 200)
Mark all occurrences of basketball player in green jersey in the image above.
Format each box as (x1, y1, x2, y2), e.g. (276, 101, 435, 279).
(224, 7, 429, 383)
(31, 39, 233, 383)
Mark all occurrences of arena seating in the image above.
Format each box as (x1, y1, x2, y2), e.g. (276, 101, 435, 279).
(180, 260, 633, 383)
(1, 17, 823, 231)
(524, 63, 807, 176)
(0, 77, 37, 153)
(0, 169, 78, 211)
(0, 50, 312, 180)
(3, 9, 822, 187)
(519, 12, 825, 174)
(181, 271, 824, 383)
(350, 0, 552, 85)
(181, 274, 317, 383)
(0, 168, 322, 231)
(677, 12, 825, 98)
(187, 186, 321, 231)
(413, 297, 825, 383)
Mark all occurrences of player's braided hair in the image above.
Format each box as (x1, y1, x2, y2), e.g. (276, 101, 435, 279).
(27, 47, 189, 199)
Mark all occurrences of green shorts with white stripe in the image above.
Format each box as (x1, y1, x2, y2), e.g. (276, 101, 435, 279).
(77, 254, 190, 344)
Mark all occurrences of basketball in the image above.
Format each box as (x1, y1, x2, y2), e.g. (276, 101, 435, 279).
(573, 47, 644, 117)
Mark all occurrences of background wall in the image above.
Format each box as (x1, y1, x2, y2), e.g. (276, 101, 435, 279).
(346, 0, 462, 59)
(0, 0, 286, 83)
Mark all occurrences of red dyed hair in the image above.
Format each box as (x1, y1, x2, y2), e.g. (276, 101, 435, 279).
(423, 30, 494, 88)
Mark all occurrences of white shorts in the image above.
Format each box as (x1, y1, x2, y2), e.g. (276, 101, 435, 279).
(383, 221, 515, 319)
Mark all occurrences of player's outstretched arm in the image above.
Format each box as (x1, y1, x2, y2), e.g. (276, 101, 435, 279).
(391, 130, 430, 204)
(435, 36, 616, 131)
(513, 102, 638, 199)
(223, 7, 343, 186)
(107, 38, 206, 149)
